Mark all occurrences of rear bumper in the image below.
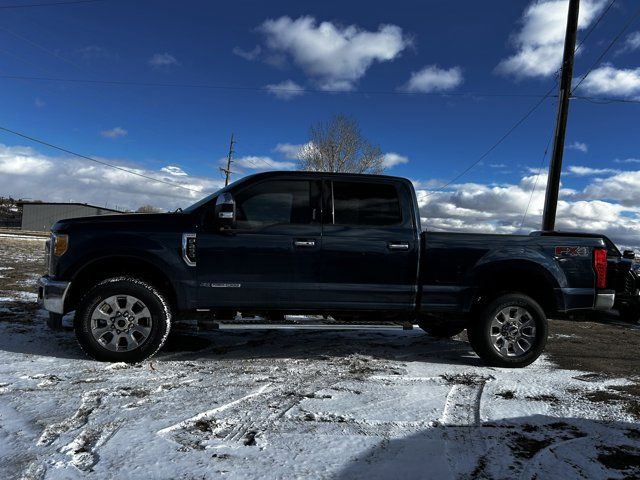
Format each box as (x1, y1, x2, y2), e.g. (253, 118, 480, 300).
(594, 292, 615, 311)
(37, 276, 70, 315)
(556, 288, 616, 312)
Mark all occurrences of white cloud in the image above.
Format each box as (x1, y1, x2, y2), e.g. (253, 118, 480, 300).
(497, 0, 606, 79)
(161, 165, 188, 176)
(583, 170, 640, 207)
(264, 80, 305, 100)
(233, 45, 262, 61)
(617, 31, 640, 55)
(4, 141, 639, 248)
(148, 53, 179, 68)
(400, 65, 463, 93)
(567, 165, 619, 176)
(274, 143, 305, 159)
(567, 141, 588, 153)
(381, 152, 409, 168)
(258, 16, 409, 91)
(576, 64, 640, 98)
(222, 155, 296, 171)
(614, 158, 640, 164)
(415, 168, 640, 248)
(34, 98, 45, 108)
(0, 143, 219, 211)
(100, 127, 127, 139)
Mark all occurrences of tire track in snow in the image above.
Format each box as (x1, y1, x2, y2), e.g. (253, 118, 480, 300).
(60, 420, 123, 471)
(157, 355, 391, 448)
(440, 375, 492, 479)
(37, 389, 105, 446)
(440, 376, 490, 427)
(157, 382, 273, 442)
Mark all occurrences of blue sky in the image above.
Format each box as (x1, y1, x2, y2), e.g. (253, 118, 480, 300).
(1, 0, 640, 246)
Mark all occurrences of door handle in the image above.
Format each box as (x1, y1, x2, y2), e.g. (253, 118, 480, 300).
(388, 242, 409, 251)
(294, 240, 316, 247)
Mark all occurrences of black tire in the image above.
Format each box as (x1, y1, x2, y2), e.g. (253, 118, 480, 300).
(47, 312, 64, 330)
(468, 293, 548, 368)
(74, 277, 171, 363)
(418, 322, 466, 338)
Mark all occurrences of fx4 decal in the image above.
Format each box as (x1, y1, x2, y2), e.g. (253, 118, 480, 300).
(555, 246, 589, 257)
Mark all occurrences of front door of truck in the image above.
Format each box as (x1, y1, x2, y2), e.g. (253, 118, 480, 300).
(196, 178, 322, 309)
(319, 179, 419, 310)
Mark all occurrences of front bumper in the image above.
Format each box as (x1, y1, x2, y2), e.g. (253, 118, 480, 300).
(37, 276, 70, 314)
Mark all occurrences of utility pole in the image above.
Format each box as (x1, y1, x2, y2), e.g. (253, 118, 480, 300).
(219, 133, 235, 186)
(542, 0, 580, 231)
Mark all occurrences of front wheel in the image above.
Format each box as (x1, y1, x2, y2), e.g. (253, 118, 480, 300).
(74, 277, 171, 363)
(468, 293, 547, 368)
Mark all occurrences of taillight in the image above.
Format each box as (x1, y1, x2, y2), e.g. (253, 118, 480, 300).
(593, 248, 607, 289)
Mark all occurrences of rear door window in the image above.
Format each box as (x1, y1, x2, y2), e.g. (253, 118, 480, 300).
(332, 181, 402, 226)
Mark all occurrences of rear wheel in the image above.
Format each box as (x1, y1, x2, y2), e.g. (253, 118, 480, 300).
(468, 293, 547, 368)
(74, 277, 171, 363)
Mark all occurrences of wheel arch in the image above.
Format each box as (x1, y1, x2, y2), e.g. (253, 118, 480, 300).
(468, 260, 560, 315)
(65, 255, 178, 314)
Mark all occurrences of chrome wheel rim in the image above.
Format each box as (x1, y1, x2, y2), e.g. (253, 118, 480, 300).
(490, 306, 537, 358)
(90, 295, 153, 352)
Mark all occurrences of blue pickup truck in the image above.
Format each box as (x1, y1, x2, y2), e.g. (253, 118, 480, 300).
(38, 171, 614, 367)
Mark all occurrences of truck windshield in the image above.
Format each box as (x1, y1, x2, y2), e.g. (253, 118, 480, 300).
(182, 175, 255, 213)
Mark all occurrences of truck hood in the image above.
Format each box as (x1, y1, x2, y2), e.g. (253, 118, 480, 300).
(52, 212, 195, 233)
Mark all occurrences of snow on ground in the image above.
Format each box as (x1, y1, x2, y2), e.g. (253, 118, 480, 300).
(0, 234, 638, 480)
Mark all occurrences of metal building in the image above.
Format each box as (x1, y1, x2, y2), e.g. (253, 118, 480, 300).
(19, 202, 123, 232)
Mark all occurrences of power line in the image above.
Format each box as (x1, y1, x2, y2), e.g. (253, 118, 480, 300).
(424, 0, 626, 198)
(0, 27, 88, 72)
(0, 0, 105, 9)
(574, 0, 617, 54)
(0, 124, 204, 194)
(3, 74, 638, 105)
(424, 85, 556, 197)
(573, 95, 640, 104)
(0, 73, 559, 99)
(520, 131, 554, 232)
(572, 3, 640, 94)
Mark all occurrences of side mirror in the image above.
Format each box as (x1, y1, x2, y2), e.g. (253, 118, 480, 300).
(623, 250, 636, 260)
(214, 192, 236, 230)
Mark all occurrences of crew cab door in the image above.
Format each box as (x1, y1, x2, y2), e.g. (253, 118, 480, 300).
(196, 178, 322, 309)
(319, 178, 419, 310)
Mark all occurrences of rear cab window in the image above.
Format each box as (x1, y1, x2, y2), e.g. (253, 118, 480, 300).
(330, 181, 403, 227)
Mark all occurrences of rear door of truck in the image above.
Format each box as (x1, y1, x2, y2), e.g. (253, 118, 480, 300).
(318, 177, 419, 310)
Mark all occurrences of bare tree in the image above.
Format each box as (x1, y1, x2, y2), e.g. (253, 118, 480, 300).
(136, 204, 163, 213)
(298, 115, 385, 174)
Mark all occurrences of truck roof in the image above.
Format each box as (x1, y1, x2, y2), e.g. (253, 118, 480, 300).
(242, 170, 412, 183)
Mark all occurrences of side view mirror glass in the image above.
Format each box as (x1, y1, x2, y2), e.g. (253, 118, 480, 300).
(623, 250, 636, 260)
(214, 192, 236, 230)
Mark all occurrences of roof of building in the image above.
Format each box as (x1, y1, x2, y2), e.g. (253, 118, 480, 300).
(17, 201, 123, 213)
